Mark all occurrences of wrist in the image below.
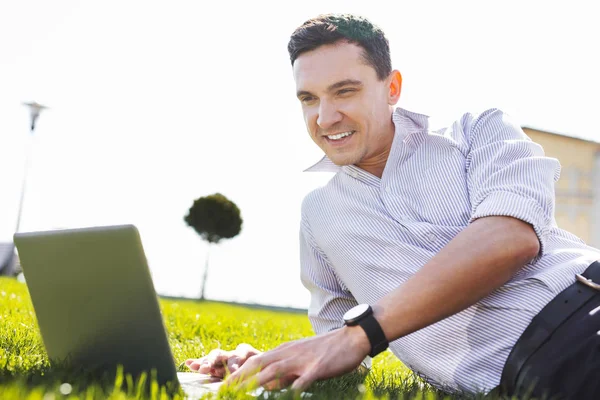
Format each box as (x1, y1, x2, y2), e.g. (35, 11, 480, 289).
(343, 324, 371, 357)
(343, 304, 389, 357)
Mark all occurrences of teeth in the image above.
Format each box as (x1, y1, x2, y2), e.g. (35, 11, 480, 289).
(327, 131, 354, 140)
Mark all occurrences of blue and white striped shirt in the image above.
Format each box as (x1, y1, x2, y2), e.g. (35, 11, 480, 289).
(299, 107, 600, 394)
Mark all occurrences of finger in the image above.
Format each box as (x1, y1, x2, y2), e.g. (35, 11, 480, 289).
(188, 351, 219, 371)
(227, 346, 260, 374)
(235, 343, 261, 360)
(225, 354, 265, 385)
(197, 361, 213, 374)
(291, 370, 317, 393)
(210, 365, 227, 378)
(226, 345, 287, 385)
(227, 356, 243, 373)
(188, 359, 211, 373)
(212, 352, 232, 367)
(189, 355, 228, 376)
(188, 359, 207, 371)
(263, 374, 297, 391)
(186, 357, 207, 367)
(256, 360, 296, 387)
(200, 350, 229, 370)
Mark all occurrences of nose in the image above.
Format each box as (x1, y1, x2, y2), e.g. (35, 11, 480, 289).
(316, 100, 342, 131)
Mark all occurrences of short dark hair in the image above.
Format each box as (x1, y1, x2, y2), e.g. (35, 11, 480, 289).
(287, 14, 392, 81)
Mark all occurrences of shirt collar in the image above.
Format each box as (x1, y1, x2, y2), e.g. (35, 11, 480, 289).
(303, 107, 431, 173)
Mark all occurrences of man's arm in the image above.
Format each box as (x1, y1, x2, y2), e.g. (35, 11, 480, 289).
(366, 215, 539, 344)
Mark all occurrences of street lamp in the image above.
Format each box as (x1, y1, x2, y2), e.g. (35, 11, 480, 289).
(15, 101, 48, 233)
(23, 101, 48, 132)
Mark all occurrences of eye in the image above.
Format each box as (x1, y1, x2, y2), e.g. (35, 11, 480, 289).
(337, 88, 356, 96)
(300, 96, 316, 105)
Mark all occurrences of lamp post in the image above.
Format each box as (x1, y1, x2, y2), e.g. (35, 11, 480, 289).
(15, 101, 48, 234)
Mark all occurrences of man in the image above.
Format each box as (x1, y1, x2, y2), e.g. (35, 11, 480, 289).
(186, 14, 600, 398)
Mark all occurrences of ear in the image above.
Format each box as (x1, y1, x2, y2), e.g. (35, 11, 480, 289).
(387, 70, 402, 105)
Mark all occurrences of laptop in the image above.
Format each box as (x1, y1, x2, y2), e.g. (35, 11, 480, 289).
(13, 224, 237, 399)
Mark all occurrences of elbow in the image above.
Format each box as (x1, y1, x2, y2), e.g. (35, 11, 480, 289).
(514, 222, 541, 264)
(491, 216, 541, 265)
(522, 234, 541, 262)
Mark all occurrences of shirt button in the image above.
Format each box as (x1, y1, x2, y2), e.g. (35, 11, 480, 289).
(351, 171, 358, 178)
(427, 233, 437, 242)
(385, 186, 391, 193)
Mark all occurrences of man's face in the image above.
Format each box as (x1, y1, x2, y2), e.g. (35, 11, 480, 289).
(293, 42, 394, 166)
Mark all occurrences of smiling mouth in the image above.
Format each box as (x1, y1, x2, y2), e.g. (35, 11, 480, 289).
(324, 130, 356, 142)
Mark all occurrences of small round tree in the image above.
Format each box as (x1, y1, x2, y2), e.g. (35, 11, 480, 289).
(184, 193, 243, 300)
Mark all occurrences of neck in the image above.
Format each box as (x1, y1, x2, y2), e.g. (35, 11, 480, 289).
(355, 120, 395, 179)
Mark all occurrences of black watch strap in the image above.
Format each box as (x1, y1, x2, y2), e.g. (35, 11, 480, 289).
(357, 314, 389, 357)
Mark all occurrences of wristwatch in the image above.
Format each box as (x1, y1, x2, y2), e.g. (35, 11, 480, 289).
(343, 304, 388, 357)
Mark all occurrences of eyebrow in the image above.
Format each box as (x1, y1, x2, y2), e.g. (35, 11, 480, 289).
(296, 79, 363, 98)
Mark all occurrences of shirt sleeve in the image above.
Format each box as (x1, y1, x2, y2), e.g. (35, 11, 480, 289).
(465, 108, 561, 256)
(299, 217, 358, 334)
(299, 217, 372, 369)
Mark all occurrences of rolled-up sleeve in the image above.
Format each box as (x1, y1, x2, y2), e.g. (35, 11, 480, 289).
(466, 109, 561, 256)
(299, 216, 358, 335)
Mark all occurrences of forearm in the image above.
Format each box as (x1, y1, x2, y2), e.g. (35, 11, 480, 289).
(373, 216, 540, 342)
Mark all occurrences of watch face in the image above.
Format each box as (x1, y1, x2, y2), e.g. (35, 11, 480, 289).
(344, 304, 371, 322)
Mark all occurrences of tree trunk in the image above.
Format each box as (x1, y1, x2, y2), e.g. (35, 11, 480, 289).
(200, 244, 210, 300)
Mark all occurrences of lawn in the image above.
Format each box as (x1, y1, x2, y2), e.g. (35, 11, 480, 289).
(0, 277, 491, 400)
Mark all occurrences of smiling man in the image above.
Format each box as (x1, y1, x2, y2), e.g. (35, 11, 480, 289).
(186, 14, 600, 398)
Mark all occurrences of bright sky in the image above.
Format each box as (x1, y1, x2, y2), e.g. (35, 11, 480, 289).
(1, 0, 599, 308)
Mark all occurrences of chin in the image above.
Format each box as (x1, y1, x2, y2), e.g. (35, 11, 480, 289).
(328, 154, 360, 166)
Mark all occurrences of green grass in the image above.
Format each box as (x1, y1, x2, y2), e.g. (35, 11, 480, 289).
(0, 277, 496, 400)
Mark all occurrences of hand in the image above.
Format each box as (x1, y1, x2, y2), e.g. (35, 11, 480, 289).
(185, 343, 262, 378)
(225, 325, 370, 392)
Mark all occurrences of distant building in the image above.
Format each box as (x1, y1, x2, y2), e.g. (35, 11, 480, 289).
(0, 242, 20, 276)
(523, 126, 600, 247)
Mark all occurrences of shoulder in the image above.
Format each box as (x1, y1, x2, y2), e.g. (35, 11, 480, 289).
(459, 108, 527, 141)
(300, 174, 342, 221)
(402, 107, 517, 132)
(430, 108, 517, 133)
(428, 108, 528, 150)
(453, 107, 507, 124)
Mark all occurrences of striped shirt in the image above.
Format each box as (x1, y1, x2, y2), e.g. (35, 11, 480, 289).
(299, 107, 600, 394)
